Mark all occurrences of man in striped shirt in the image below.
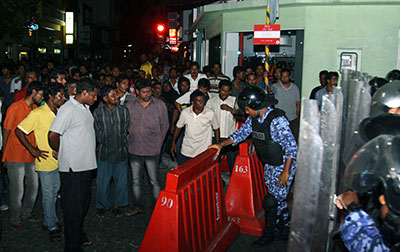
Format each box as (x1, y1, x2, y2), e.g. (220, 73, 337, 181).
(93, 86, 130, 218)
(206, 80, 238, 173)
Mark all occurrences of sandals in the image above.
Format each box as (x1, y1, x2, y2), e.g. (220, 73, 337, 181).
(21, 214, 40, 223)
(81, 240, 93, 246)
(125, 207, 142, 217)
(113, 207, 123, 217)
(49, 229, 62, 242)
(96, 209, 105, 218)
(12, 223, 27, 232)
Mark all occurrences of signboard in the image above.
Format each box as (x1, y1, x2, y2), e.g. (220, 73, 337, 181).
(169, 29, 177, 45)
(66, 12, 74, 34)
(253, 24, 281, 45)
(66, 34, 74, 45)
(28, 23, 39, 31)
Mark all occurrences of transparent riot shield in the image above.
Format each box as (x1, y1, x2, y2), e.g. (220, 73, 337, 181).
(356, 83, 371, 125)
(343, 79, 364, 145)
(311, 95, 337, 252)
(327, 87, 343, 252)
(288, 98, 323, 252)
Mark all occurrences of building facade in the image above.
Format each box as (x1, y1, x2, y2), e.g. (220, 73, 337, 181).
(190, 0, 400, 97)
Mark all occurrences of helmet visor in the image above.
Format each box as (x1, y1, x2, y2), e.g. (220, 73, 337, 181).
(343, 135, 400, 193)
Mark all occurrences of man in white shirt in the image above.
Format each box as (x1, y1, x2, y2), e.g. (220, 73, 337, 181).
(170, 90, 220, 165)
(168, 68, 179, 93)
(10, 64, 25, 94)
(206, 80, 238, 173)
(115, 74, 133, 106)
(175, 78, 211, 113)
(184, 62, 207, 91)
(48, 78, 99, 252)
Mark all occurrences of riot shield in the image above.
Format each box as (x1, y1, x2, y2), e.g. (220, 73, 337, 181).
(327, 87, 343, 252)
(343, 79, 371, 147)
(343, 80, 363, 145)
(311, 95, 337, 252)
(288, 98, 323, 252)
(356, 82, 371, 125)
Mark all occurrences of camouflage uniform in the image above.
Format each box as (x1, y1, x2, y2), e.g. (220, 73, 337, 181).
(230, 107, 297, 226)
(340, 210, 389, 252)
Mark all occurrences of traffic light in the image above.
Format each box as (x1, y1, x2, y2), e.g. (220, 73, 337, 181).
(167, 12, 180, 29)
(155, 23, 166, 43)
(156, 24, 165, 33)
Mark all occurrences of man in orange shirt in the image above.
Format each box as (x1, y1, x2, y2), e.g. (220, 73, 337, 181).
(2, 81, 44, 232)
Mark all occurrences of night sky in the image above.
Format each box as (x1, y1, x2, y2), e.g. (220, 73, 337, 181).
(119, 0, 216, 51)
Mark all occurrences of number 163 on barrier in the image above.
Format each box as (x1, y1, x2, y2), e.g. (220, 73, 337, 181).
(235, 165, 248, 173)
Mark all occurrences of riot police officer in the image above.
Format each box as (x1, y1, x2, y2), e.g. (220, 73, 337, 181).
(209, 86, 297, 248)
(343, 80, 400, 165)
(336, 134, 400, 251)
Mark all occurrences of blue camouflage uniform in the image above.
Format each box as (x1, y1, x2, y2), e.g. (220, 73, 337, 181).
(340, 210, 389, 252)
(229, 107, 297, 226)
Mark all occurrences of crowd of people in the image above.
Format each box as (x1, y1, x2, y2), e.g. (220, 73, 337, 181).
(0, 51, 400, 251)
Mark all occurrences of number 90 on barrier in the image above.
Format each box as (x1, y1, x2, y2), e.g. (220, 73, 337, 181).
(234, 165, 248, 174)
(160, 196, 174, 208)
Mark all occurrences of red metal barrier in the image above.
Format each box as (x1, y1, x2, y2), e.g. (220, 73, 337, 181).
(220, 155, 229, 172)
(139, 149, 240, 252)
(225, 140, 267, 236)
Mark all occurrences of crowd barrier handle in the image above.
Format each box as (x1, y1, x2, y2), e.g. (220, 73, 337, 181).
(139, 149, 240, 252)
(224, 140, 267, 236)
(220, 120, 246, 173)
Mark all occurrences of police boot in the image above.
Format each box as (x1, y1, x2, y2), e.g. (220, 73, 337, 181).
(275, 211, 290, 241)
(251, 194, 278, 248)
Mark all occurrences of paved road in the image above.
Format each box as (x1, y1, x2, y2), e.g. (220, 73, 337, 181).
(0, 159, 287, 252)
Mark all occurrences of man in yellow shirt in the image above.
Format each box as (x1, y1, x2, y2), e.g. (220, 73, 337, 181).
(139, 53, 153, 79)
(15, 83, 66, 241)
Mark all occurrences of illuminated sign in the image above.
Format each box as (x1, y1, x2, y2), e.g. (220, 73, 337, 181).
(66, 12, 74, 34)
(169, 29, 177, 45)
(38, 48, 47, 54)
(54, 49, 61, 54)
(66, 34, 74, 45)
(28, 24, 39, 30)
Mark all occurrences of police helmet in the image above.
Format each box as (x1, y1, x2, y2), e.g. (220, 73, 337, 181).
(343, 134, 400, 215)
(237, 86, 278, 111)
(371, 80, 400, 116)
(359, 113, 400, 141)
(368, 77, 388, 96)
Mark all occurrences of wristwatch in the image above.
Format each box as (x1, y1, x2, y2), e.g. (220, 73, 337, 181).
(346, 201, 362, 212)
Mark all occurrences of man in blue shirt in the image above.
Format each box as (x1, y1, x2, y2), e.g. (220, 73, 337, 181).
(209, 86, 297, 248)
(315, 71, 339, 105)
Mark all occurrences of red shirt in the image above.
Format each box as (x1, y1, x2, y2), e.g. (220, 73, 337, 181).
(14, 87, 27, 102)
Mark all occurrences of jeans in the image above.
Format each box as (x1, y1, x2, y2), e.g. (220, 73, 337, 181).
(7, 162, 38, 224)
(37, 170, 60, 231)
(176, 152, 192, 166)
(129, 154, 161, 210)
(0, 169, 7, 206)
(96, 160, 128, 210)
(60, 169, 91, 252)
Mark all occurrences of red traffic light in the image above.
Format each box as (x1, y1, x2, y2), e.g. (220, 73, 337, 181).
(156, 24, 165, 32)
